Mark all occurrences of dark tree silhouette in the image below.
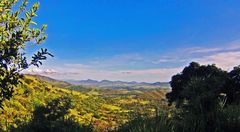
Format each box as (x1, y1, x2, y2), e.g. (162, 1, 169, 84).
(225, 66, 240, 104)
(166, 62, 240, 132)
(11, 97, 93, 132)
(166, 62, 228, 111)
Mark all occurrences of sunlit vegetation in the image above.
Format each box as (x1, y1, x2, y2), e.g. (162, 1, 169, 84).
(1, 63, 240, 132)
(1, 0, 239, 132)
(0, 0, 52, 107)
(0, 75, 167, 131)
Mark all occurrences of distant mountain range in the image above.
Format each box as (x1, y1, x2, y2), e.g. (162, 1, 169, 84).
(25, 74, 170, 89)
(66, 79, 170, 89)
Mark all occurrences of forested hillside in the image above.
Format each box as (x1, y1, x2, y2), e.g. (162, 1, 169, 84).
(0, 75, 168, 131)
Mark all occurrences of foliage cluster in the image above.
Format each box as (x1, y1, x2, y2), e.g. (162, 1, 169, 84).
(117, 62, 240, 132)
(0, 0, 52, 107)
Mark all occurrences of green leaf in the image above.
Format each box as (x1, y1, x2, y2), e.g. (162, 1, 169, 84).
(24, 12, 30, 18)
(30, 21, 37, 25)
(41, 24, 47, 31)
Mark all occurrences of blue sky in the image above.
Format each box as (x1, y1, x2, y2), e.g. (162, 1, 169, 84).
(25, 0, 240, 82)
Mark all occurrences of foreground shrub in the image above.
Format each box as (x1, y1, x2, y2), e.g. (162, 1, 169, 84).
(10, 97, 93, 132)
(116, 111, 173, 132)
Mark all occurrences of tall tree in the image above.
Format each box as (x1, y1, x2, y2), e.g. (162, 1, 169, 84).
(0, 0, 52, 107)
(166, 62, 228, 112)
(225, 66, 240, 104)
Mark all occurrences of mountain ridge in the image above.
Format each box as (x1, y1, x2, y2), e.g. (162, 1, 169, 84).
(24, 74, 170, 89)
(66, 79, 170, 89)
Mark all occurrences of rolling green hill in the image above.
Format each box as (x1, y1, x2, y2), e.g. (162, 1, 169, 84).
(0, 75, 168, 131)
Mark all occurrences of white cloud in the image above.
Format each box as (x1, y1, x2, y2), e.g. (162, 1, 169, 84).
(152, 57, 187, 64)
(23, 63, 182, 82)
(152, 41, 240, 65)
(187, 47, 221, 54)
(118, 67, 182, 82)
(23, 40, 240, 82)
(196, 51, 240, 70)
(23, 68, 58, 75)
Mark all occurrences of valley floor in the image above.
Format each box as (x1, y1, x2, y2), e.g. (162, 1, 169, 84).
(0, 75, 169, 132)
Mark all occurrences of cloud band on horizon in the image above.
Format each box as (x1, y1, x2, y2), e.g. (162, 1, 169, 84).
(23, 41, 240, 82)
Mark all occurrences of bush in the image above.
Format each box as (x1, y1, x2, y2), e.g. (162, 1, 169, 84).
(11, 97, 93, 132)
(116, 111, 173, 132)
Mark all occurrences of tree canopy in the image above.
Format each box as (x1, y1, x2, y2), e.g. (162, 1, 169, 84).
(0, 0, 52, 107)
(225, 66, 240, 104)
(167, 62, 240, 112)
